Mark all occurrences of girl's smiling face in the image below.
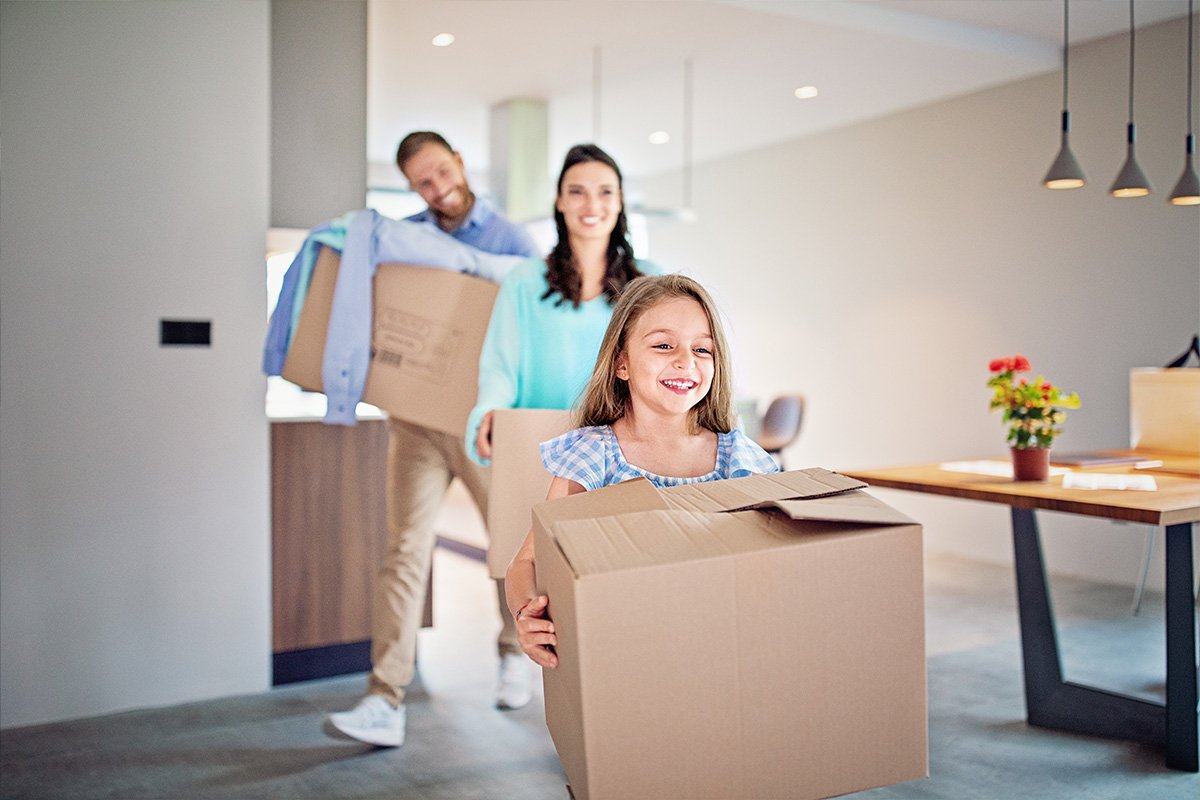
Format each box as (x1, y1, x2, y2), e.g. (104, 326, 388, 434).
(555, 160, 622, 242)
(616, 296, 715, 418)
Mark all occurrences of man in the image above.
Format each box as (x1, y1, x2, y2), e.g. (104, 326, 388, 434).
(329, 132, 538, 747)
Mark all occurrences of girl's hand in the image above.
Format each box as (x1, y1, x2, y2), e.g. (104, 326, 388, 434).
(475, 410, 495, 460)
(515, 595, 558, 669)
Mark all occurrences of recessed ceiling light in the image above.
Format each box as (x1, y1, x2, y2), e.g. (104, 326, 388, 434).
(432, 33, 455, 47)
(648, 131, 670, 145)
(794, 85, 818, 100)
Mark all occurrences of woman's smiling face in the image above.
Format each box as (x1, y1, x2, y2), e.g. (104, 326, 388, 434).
(555, 160, 622, 242)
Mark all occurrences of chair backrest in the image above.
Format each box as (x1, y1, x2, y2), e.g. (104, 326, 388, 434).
(756, 395, 805, 455)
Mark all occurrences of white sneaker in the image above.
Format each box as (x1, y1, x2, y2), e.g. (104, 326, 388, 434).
(496, 653, 533, 710)
(328, 695, 406, 747)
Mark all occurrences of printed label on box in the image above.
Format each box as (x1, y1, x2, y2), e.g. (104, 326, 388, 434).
(372, 307, 462, 386)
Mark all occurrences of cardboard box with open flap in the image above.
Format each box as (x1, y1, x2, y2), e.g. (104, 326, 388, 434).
(532, 467, 927, 800)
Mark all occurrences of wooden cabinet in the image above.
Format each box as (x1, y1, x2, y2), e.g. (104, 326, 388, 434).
(270, 418, 431, 683)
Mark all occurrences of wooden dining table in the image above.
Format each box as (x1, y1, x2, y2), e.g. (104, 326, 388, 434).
(841, 451, 1200, 772)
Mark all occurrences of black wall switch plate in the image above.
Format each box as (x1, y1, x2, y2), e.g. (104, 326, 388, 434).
(160, 319, 211, 346)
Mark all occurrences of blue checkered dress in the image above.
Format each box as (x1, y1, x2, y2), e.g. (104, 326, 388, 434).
(539, 425, 781, 491)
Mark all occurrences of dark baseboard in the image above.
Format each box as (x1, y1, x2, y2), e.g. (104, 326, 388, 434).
(271, 537, 484, 686)
(272, 640, 371, 686)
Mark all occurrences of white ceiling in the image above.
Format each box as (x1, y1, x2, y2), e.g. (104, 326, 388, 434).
(366, 0, 1189, 186)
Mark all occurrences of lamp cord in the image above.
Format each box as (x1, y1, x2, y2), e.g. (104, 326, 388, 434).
(1188, 0, 1194, 137)
(1127, 0, 1136, 125)
(1062, 0, 1070, 111)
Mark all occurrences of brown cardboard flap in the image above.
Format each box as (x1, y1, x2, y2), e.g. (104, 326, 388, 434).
(536, 470, 902, 577)
(664, 468, 868, 513)
(761, 490, 917, 526)
(553, 503, 914, 576)
(532, 478, 668, 532)
(555, 511, 748, 575)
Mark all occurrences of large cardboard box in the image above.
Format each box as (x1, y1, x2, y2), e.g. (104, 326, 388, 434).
(1130, 367, 1200, 455)
(486, 409, 573, 578)
(282, 246, 498, 437)
(532, 469, 927, 800)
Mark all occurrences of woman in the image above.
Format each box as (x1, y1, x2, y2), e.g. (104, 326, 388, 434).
(466, 143, 660, 463)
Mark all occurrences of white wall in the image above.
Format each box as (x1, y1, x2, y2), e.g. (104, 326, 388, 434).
(0, 1, 271, 727)
(642, 17, 1200, 592)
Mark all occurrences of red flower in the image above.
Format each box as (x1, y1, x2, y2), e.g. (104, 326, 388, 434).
(989, 354, 1032, 373)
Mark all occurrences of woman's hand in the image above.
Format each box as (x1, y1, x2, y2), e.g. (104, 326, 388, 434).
(515, 595, 558, 669)
(475, 410, 495, 460)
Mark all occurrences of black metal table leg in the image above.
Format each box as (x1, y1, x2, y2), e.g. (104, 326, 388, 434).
(1010, 507, 1063, 709)
(1010, 507, 1181, 760)
(1164, 522, 1198, 772)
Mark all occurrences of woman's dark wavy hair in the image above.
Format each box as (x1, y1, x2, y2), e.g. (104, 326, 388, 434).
(543, 143, 642, 308)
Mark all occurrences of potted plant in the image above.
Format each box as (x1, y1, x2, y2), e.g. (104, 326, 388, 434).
(987, 354, 1080, 480)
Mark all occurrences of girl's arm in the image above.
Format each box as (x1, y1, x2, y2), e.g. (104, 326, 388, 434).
(506, 475, 585, 669)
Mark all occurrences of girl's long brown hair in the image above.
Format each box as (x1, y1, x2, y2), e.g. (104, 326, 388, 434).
(542, 144, 642, 308)
(575, 274, 735, 434)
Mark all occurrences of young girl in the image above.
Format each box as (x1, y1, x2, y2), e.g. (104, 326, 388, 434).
(505, 274, 780, 668)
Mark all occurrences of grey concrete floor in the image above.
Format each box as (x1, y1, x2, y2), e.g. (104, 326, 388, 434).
(2, 539, 1197, 799)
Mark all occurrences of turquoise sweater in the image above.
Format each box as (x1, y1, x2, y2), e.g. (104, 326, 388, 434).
(466, 257, 661, 465)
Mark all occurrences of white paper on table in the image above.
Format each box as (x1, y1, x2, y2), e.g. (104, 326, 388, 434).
(1061, 472, 1158, 491)
(939, 460, 1072, 478)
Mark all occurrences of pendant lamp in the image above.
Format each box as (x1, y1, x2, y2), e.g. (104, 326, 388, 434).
(1169, 0, 1200, 205)
(1111, 0, 1153, 197)
(1044, 0, 1086, 189)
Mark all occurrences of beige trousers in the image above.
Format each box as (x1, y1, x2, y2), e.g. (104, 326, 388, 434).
(368, 418, 519, 706)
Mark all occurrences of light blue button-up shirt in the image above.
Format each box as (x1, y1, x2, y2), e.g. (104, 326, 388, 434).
(406, 195, 537, 259)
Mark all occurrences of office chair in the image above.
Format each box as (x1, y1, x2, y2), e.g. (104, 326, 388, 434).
(756, 395, 805, 470)
(1131, 335, 1199, 615)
